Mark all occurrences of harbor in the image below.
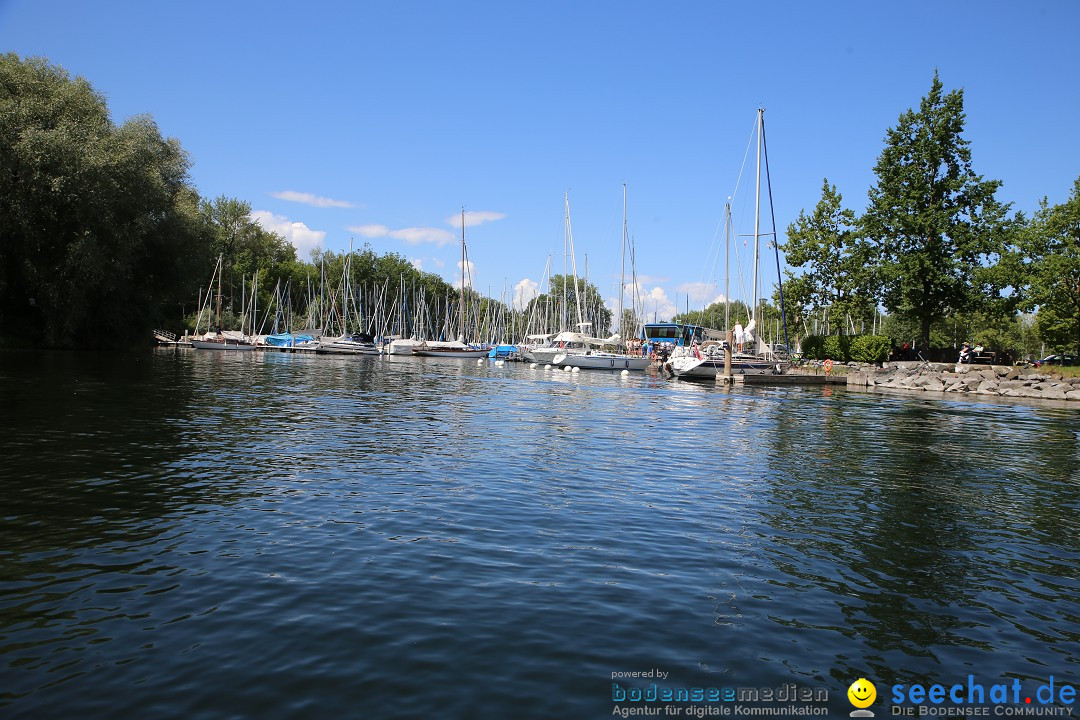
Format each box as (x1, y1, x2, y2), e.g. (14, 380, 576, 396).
(3, 4, 1079, 718)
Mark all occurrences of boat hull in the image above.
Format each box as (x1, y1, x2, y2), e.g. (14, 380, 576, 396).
(526, 347, 582, 364)
(191, 339, 256, 351)
(412, 348, 490, 358)
(318, 342, 379, 355)
(670, 355, 787, 379)
(552, 352, 651, 371)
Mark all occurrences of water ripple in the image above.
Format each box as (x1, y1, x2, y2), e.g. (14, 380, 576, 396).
(1, 351, 1077, 717)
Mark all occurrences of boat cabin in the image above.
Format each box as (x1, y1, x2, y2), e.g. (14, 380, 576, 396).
(642, 323, 707, 347)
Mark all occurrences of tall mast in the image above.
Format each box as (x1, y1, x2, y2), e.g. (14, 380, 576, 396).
(565, 193, 584, 330)
(562, 192, 569, 332)
(724, 199, 732, 332)
(618, 184, 627, 347)
(751, 108, 763, 333)
(460, 207, 466, 342)
(215, 254, 223, 330)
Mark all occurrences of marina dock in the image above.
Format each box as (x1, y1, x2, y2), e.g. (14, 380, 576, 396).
(727, 372, 848, 386)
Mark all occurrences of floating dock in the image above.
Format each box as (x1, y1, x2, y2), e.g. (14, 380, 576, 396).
(726, 373, 847, 386)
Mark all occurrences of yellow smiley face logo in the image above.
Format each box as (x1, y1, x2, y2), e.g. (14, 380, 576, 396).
(848, 678, 877, 708)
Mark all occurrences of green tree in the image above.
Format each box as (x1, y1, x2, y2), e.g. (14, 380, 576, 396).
(783, 179, 876, 333)
(0, 54, 208, 347)
(1023, 177, 1080, 354)
(861, 72, 1013, 350)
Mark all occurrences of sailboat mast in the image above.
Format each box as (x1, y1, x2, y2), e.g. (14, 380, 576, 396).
(460, 208, 466, 341)
(724, 200, 732, 332)
(751, 108, 763, 332)
(562, 192, 569, 332)
(617, 184, 627, 347)
(565, 193, 585, 330)
(215, 254, 223, 330)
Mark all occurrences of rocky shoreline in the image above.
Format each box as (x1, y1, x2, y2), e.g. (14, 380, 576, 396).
(844, 361, 1080, 402)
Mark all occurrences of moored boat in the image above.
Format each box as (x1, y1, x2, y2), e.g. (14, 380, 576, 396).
(411, 343, 490, 358)
(318, 332, 379, 355)
(191, 330, 257, 351)
(553, 350, 651, 371)
(669, 346, 788, 379)
(671, 109, 793, 380)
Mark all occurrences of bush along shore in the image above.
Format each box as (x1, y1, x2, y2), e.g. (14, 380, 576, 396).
(844, 362, 1080, 402)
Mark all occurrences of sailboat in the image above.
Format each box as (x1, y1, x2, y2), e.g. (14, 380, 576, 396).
(413, 209, 490, 359)
(317, 244, 383, 355)
(524, 192, 608, 365)
(670, 109, 791, 379)
(191, 255, 257, 351)
(552, 184, 651, 372)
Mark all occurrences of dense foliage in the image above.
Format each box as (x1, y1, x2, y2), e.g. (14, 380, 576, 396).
(1020, 179, 1080, 355)
(0, 54, 477, 347)
(783, 72, 1080, 361)
(800, 335, 891, 364)
(1, 54, 209, 347)
(781, 180, 875, 332)
(863, 72, 1016, 350)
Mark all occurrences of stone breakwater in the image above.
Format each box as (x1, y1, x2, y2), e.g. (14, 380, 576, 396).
(845, 362, 1080, 401)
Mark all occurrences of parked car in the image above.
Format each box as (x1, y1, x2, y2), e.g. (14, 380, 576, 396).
(1035, 354, 1077, 367)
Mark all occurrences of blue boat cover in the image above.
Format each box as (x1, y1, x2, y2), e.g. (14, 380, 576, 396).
(265, 333, 316, 347)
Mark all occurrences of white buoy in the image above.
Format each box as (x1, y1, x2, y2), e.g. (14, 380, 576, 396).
(571, 366, 580, 373)
(544, 364, 552, 371)
(495, 359, 505, 366)
(530, 363, 538, 369)
(477, 359, 484, 365)
(621, 369, 630, 376)
(563, 366, 572, 372)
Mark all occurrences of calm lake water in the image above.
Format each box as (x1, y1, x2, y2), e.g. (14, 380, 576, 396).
(1, 349, 1078, 718)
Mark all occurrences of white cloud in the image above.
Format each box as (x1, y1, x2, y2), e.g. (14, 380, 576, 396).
(346, 224, 456, 246)
(410, 257, 423, 271)
(676, 282, 724, 305)
(642, 286, 678, 322)
(390, 227, 457, 246)
(251, 210, 325, 256)
(446, 210, 507, 228)
(346, 210, 503, 248)
(605, 283, 678, 322)
(430, 257, 445, 269)
(348, 224, 390, 238)
(271, 190, 354, 208)
(513, 278, 539, 310)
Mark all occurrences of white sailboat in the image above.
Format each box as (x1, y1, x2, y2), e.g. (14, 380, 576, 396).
(553, 184, 650, 372)
(671, 108, 791, 379)
(413, 209, 490, 359)
(522, 193, 594, 365)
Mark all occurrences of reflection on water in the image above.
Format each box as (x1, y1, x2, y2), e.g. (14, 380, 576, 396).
(1, 350, 1078, 718)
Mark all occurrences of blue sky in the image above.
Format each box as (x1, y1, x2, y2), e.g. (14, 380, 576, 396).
(3, 1, 1078, 321)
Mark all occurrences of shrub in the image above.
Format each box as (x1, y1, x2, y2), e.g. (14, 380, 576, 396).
(799, 334, 889, 363)
(849, 335, 891, 364)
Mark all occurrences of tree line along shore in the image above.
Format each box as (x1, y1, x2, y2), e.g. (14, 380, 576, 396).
(2, 54, 1078, 359)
